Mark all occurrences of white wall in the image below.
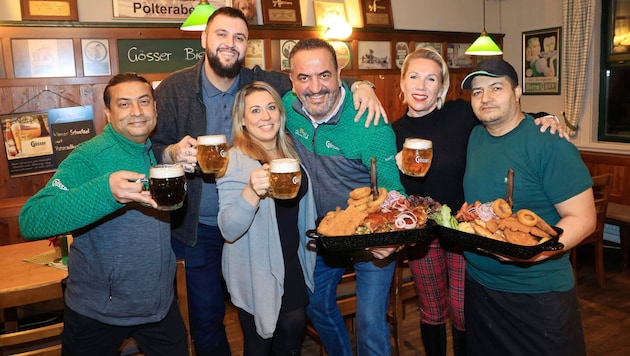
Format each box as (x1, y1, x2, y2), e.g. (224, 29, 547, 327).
(0, 0, 627, 153)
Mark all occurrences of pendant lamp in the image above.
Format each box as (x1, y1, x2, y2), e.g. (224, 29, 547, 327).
(181, 0, 216, 31)
(465, 0, 503, 56)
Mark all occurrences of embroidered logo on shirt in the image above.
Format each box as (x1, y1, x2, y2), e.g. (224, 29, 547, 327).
(52, 178, 69, 191)
(325, 140, 340, 151)
(294, 128, 309, 140)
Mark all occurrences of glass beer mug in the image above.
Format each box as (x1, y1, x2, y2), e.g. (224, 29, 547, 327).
(268, 158, 302, 200)
(401, 138, 433, 177)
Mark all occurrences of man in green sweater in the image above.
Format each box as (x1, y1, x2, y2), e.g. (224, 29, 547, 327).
(19, 73, 189, 355)
(282, 38, 405, 356)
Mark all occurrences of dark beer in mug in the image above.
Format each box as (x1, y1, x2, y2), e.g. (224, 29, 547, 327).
(269, 158, 301, 200)
(150, 164, 187, 211)
(197, 135, 229, 174)
(401, 138, 433, 177)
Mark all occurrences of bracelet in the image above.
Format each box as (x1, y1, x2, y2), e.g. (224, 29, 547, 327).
(352, 80, 376, 92)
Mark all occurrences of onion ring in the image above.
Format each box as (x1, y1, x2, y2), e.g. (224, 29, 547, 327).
(492, 198, 512, 218)
(516, 209, 538, 227)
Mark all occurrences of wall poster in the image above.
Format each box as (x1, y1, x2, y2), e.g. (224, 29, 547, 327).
(11, 39, 76, 78)
(1, 106, 95, 177)
(522, 27, 561, 95)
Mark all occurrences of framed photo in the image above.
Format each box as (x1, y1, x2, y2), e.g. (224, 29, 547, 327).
(358, 41, 391, 70)
(522, 27, 561, 95)
(359, 0, 393, 28)
(81, 39, 111, 77)
(11, 39, 76, 78)
(446, 43, 473, 68)
(395, 41, 410, 69)
(416, 42, 443, 57)
(313, 1, 347, 27)
(233, 0, 259, 25)
(20, 0, 79, 21)
(245, 39, 265, 69)
(261, 0, 302, 25)
(280, 40, 298, 71)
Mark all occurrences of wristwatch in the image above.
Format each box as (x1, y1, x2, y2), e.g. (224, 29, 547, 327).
(351, 80, 376, 92)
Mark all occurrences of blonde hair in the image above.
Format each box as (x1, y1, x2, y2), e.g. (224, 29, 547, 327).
(231, 81, 298, 163)
(400, 46, 450, 109)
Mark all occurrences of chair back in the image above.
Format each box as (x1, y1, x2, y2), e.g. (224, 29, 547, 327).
(584, 173, 613, 244)
(572, 173, 613, 288)
(0, 321, 63, 355)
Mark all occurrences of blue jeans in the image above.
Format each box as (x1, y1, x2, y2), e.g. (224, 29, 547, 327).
(171, 224, 231, 356)
(306, 254, 395, 356)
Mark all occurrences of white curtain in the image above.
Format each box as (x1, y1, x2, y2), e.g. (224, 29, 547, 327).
(562, 0, 595, 136)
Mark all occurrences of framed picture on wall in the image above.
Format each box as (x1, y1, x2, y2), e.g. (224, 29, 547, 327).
(81, 39, 111, 76)
(358, 41, 391, 70)
(522, 27, 561, 95)
(233, 0, 259, 24)
(359, 0, 393, 28)
(20, 0, 79, 21)
(11, 39, 76, 78)
(313, 1, 347, 27)
(261, 0, 302, 25)
(245, 39, 265, 69)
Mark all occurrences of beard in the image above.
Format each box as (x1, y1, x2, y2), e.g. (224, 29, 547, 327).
(300, 86, 341, 119)
(206, 48, 244, 79)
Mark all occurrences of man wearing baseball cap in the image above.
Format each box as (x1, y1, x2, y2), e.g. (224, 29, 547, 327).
(460, 57, 595, 355)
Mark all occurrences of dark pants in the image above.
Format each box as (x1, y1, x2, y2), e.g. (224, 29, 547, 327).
(465, 276, 586, 356)
(237, 307, 306, 356)
(61, 300, 188, 356)
(171, 223, 231, 356)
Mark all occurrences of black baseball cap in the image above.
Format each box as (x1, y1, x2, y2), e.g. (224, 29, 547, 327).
(461, 58, 519, 89)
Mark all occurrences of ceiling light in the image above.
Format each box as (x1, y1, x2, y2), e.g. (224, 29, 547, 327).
(181, 0, 216, 31)
(465, 0, 503, 56)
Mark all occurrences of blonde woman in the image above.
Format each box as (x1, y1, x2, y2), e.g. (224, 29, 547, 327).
(217, 81, 317, 356)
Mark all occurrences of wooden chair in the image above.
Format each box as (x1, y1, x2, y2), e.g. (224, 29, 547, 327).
(571, 173, 613, 288)
(0, 321, 63, 356)
(305, 269, 357, 356)
(305, 253, 413, 356)
(387, 248, 417, 356)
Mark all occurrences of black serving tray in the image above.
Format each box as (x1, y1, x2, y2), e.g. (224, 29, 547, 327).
(308, 219, 439, 251)
(435, 225, 565, 259)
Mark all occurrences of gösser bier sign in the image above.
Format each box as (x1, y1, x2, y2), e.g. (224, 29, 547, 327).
(117, 39, 204, 74)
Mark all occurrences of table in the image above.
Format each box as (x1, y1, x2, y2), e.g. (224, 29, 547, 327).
(606, 202, 630, 270)
(0, 240, 68, 332)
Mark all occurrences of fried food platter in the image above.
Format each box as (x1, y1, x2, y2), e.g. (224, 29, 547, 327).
(307, 219, 439, 252)
(436, 225, 565, 259)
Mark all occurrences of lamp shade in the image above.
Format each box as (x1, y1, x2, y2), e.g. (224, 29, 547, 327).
(181, 0, 216, 31)
(465, 31, 503, 56)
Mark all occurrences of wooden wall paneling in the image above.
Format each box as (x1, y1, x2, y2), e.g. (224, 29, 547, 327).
(581, 151, 630, 205)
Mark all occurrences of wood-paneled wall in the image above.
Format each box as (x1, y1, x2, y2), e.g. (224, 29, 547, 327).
(581, 151, 630, 205)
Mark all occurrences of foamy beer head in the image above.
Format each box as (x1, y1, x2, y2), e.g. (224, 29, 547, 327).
(269, 158, 302, 200)
(149, 164, 187, 211)
(402, 138, 433, 177)
(197, 135, 229, 174)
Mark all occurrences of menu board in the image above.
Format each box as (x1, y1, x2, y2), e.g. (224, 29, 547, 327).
(1, 106, 95, 177)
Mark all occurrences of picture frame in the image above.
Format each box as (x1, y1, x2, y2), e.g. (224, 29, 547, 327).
(245, 39, 265, 69)
(446, 43, 473, 68)
(359, 0, 393, 28)
(20, 0, 79, 21)
(261, 0, 302, 25)
(11, 39, 76, 78)
(358, 41, 391, 70)
(522, 27, 561, 95)
(81, 39, 111, 77)
(313, 1, 347, 28)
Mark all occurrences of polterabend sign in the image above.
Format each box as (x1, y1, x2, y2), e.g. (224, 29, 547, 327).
(112, 0, 197, 19)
